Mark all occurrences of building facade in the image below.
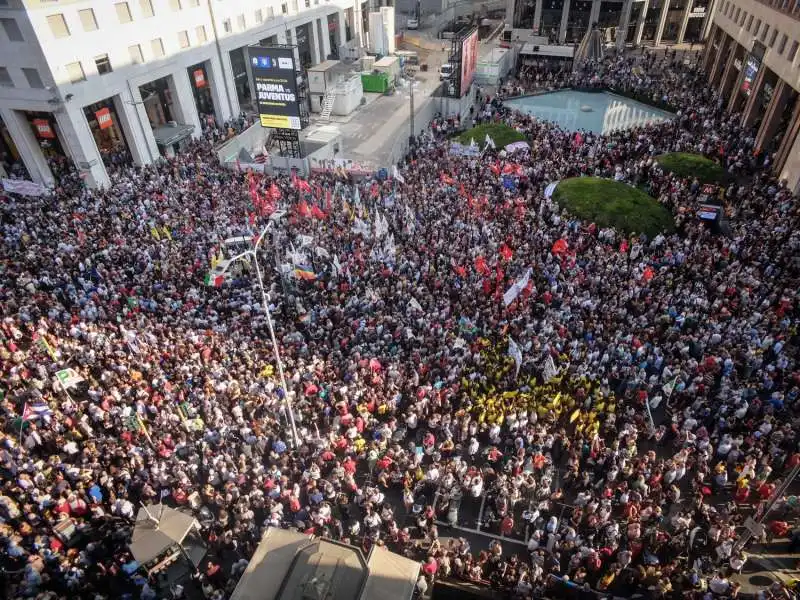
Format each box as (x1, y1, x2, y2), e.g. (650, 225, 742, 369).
(506, 0, 717, 48)
(702, 0, 800, 190)
(0, 0, 361, 188)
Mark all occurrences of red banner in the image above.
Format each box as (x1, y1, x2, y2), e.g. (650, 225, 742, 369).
(32, 119, 55, 139)
(193, 69, 206, 88)
(95, 107, 113, 130)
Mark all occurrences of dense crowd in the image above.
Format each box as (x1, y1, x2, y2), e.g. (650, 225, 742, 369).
(1, 48, 800, 600)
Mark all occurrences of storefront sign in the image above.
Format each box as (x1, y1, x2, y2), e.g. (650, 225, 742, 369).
(95, 107, 113, 129)
(194, 69, 206, 88)
(248, 46, 301, 130)
(741, 55, 760, 96)
(32, 118, 55, 139)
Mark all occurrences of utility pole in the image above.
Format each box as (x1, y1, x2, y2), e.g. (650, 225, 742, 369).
(408, 72, 415, 146)
(735, 462, 800, 551)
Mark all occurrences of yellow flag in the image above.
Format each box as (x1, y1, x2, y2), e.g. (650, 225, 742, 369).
(150, 226, 160, 241)
(569, 408, 581, 423)
(161, 226, 172, 241)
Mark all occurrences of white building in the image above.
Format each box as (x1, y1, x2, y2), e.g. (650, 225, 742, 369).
(0, 0, 363, 188)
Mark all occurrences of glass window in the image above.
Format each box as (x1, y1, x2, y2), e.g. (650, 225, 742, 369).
(769, 28, 778, 47)
(746, 14, 753, 30)
(129, 44, 144, 64)
(178, 30, 190, 48)
(47, 14, 70, 38)
(788, 40, 799, 62)
(151, 38, 165, 57)
(223, 19, 232, 33)
(255, 9, 263, 22)
(78, 9, 98, 32)
(66, 61, 86, 83)
(0, 66, 12, 87)
(281, 3, 288, 14)
(115, 2, 133, 24)
(95, 54, 112, 75)
(760, 24, 768, 41)
(22, 67, 44, 88)
(170, 0, 182, 10)
(753, 19, 760, 37)
(778, 33, 788, 54)
(268, 6, 275, 18)
(196, 25, 207, 43)
(140, 0, 154, 17)
(0, 18, 23, 41)
(237, 14, 246, 30)
(739, 11, 746, 25)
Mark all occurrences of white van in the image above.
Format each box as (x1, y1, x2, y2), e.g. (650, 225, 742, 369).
(406, 17, 419, 29)
(439, 63, 454, 80)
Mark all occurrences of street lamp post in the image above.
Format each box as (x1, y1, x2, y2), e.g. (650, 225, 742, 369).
(222, 222, 300, 448)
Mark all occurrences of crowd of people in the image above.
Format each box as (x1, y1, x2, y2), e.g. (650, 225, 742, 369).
(1, 47, 799, 600)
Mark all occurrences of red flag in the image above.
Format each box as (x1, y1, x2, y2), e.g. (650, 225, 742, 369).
(499, 243, 513, 262)
(370, 182, 380, 199)
(454, 265, 467, 277)
(619, 239, 629, 253)
(474, 255, 489, 275)
(490, 163, 500, 176)
(311, 205, 326, 219)
(269, 183, 281, 201)
(325, 189, 332, 212)
(642, 266, 655, 282)
(552, 239, 568, 255)
(573, 132, 583, 149)
(249, 212, 256, 227)
(297, 200, 311, 218)
(458, 183, 467, 197)
(296, 179, 311, 194)
(260, 195, 275, 217)
(440, 173, 455, 186)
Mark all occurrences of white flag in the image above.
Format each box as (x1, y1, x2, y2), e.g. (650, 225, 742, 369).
(503, 268, 532, 307)
(543, 355, 558, 382)
(404, 205, 416, 234)
(314, 246, 331, 259)
(392, 165, 406, 184)
(408, 297, 424, 313)
(352, 218, 371, 238)
(332, 255, 342, 277)
(298, 234, 314, 248)
(383, 233, 396, 261)
(485, 134, 496, 150)
(54, 368, 84, 390)
(353, 185, 361, 207)
(287, 244, 307, 266)
(469, 137, 477, 149)
(374, 211, 389, 239)
(508, 337, 522, 378)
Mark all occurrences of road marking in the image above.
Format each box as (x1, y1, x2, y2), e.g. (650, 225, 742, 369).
(434, 520, 528, 546)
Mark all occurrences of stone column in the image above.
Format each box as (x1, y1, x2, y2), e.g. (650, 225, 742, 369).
(634, 0, 650, 45)
(701, 24, 718, 72)
(506, 0, 516, 27)
(208, 52, 239, 123)
(654, 0, 671, 46)
(318, 17, 331, 61)
(54, 105, 109, 189)
(701, 0, 716, 39)
(617, 0, 633, 50)
(755, 80, 790, 151)
(709, 31, 728, 87)
(168, 70, 203, 138)
(740, 67, 766, 128)
(113, 88, 159, 166)
(559, 0, 571, 43)
(0, 108, 54, 187)
(776, 96, 800, 188)
(676, 0, 693, 44)
(589, 0, 601, 27)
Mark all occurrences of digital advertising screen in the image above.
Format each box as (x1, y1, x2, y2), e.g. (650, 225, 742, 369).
(741, 55, 760, 97)
(247, 46, 302, 130)
(460, 29, 479, 97)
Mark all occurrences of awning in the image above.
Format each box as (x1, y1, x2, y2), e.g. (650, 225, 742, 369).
(129, 504, 198, 565)
(152, 123, 195, 147)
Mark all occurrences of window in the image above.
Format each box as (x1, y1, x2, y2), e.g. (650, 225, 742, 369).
(188, 0, 200, 5)
(268, 6, 275, 18)
(788, 40, 799, 62)
(281, 3, 288, 14)
(769, 28, 778, 47)
(95, 54, 112, 75)
(151, 37, 165, 57)
(734, 6, 740, 20)
(178, 30, 190, 48)
(760, 24, 769, 42)
(255, 9, 263, 22)
(292, 0, 298, 12)
(196, 25, 207, 43)
(22, 67, 44, 88)
(47, 14, 70, 38)
(78, 9, 98, 32)
(746, 14, 753, 30)
(739, 11, 746, 25)
(140, 0, 154, 17)
(223, 19, 232, 33)
(66, 61, 85, 83)
(115, 2, 133, 23)
(0, 67, 13, 87)
(237, 14, 245, 30)
(129, 44, 144, 64)
(169, 0, 182, 10)
(0, 18, 23, 41)
(753, 19, 760, 37)
(305, 0, 310, 7)
(779, 33, 788, 54)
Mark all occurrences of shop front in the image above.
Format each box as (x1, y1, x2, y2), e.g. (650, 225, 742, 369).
(188, 63, 215, 121)
(25, 112, 65, 160)
(83, 99, 130, 167)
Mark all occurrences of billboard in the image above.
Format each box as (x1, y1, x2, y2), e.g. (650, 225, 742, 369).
(460, 29, 479, 96)
(248, 46, 302, 130)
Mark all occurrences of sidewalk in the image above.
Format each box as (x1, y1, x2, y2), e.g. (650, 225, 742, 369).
(732, 539, 800, 597)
